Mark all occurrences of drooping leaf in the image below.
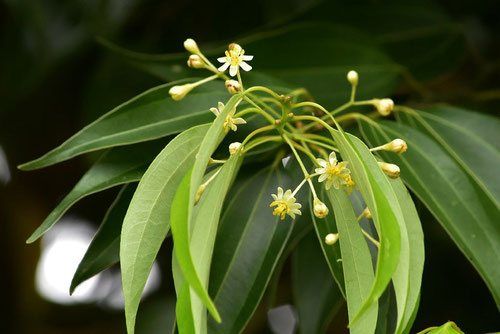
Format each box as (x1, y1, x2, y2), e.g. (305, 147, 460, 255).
(207, 166, 295, 333)
(326, 188, 377, 334)
(311, 187, 345, 296)
(359, 120, 500, 307)
(329, 128, 401, 324)
(388, 179, 425, 334)
(120, 124, 210, 334)
(103, 23, 400, 106)
(170, 95, 241, 327)
(176, 154, 242, 333)
(19, 81, 228, 170)
(70, 183, 136, 293)
(292, 232, 344, 334)
(398, 105, 500, 206)
(26, 140, 164, 243)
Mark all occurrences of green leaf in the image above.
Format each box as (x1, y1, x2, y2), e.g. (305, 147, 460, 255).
(169, 95, 241, 329)
(120, 124, 210, 334)
(359, 120, 500, 307)
(388, 179, 424, 334)
(329, 129, 401, 324)
(326, 188, 377, 334)
(399, 105, 500, 206)
(311, 188, 345, 296)
(417, 321, 464, 334)
(207, 166, 295, 333)
(19, 81, 228, 170)
(292, 232, 344, 334)
(176, 154, 242, 333)
(70, 183, 136, 294)
(26, 141, 163, 243)
(104, 23, 400, 106)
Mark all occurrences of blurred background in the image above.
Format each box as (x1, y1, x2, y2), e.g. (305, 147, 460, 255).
(1, 0, 499, 333)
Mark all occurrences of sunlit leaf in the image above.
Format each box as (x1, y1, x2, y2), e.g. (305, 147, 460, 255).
(120, 124, 209, 334)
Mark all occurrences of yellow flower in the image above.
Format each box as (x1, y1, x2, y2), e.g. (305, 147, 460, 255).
(217, 43, 253, 76)
(270, 187, 302, 220)
(210, 102, 246, 132)
(315, 152, 351, 190)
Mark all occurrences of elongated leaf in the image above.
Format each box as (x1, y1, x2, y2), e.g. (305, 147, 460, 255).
(170, 95, 241, 326)
(329, 128, 401, 324)
(208, 166, 295, 333)
(359, 121, 500, 307)
(105, 23, 399, 106)
(292, 232, 344, 334)
(70, 184, 136, 293)
(19, 81, 228, 170)
(120, 124, 210, 334)
(389, 179, 424, 334)
(176, 155, 242, 333)
(417, 321, 464, 334)
(399, 105, 500, 205)
(326, 188, 377, 334)
(27, 141, 163, 243)
(311, 188, 345, 296)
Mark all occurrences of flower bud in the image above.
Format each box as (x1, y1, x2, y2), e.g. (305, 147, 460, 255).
(375, 98, 394, 116)
(184, 38, 199, 53)
(187, 54, 204, 69)
(325, 233, 339, 245)
(225, 79, 241, 94)
(378, 162, 400, 179)
(229, 142, 242, 155)
(361, 207, 372, 219)
(386, 138, 407, 154)
(168, 84, 194, 101)
(347, 70, 359, 86)
(313, 198, 329, 218)
(195, 184, 206, 204)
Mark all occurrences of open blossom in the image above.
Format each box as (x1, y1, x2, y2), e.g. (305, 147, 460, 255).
(315, 152, 352, 190)
(218, 43, 253, 76)
(270, 187, 302, 220)
(210, 102, 246, 132)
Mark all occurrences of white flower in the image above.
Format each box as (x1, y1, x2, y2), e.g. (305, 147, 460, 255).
(315, 152, 351, 190)
(210, 102, 246, 132)
(270, 187, 302, 220)
(217, 43, 253, 77)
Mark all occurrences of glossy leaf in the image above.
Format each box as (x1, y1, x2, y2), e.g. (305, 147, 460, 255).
(326, 188, 377, 334)
(359, 120, 500, 307)
(389, 179, 424, 334)
(208, 166, 295, 333)
(19, 81, 228, 170)
(329, 128, 401, 324)
(70, 184, 136, 293)
(26, 141, 163, 243)
(399, 105, 500, 206)
(417, 321, 464, 334)
(120, 124, 210, 334)
(311, 188, 345, 296)
(292, 232, 344, 334)
(170, 95, 241, 328)
(177, 155, 242, 333)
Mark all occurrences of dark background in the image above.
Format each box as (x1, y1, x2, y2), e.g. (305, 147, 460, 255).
(1, 0, 499, 333)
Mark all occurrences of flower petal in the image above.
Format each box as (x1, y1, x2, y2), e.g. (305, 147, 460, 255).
(242, 55, 254, 61)
(229, 65, 238, 77)
(217, 57, 228, 63)
(218, 62, 230, 72)
(239, 61, 252, 72)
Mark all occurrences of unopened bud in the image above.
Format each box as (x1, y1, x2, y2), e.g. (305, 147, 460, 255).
(361, 207, 372, 219)
(386, 139, 407, 153)
(313, 198, 329, 218)
(325, 233, 339, 245)
(347, 70, 359, 86)
(187, 54, 204, 69)
(195, 184, 206, 204)
(378, 162, 400, 179)
(184, 38, 199, 53)
(375, 98, 394, 116)
(229, 142, 242, 155)
(225, 79, 241, 94)
(169, 84, 194, 101)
